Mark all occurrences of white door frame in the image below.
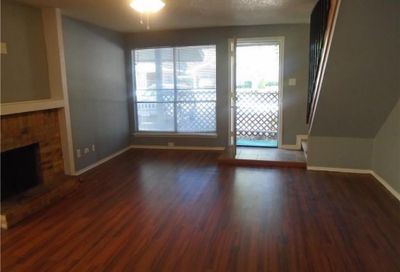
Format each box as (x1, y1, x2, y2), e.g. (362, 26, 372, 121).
(230, 36, 285, 148)
(227, 38, 237, 155)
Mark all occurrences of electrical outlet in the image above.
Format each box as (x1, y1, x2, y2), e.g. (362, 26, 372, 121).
(76, 149, 81, 158)
(288, 78, 297, 86)
(91, 144, 95, 152)
(167, 142, 175, 147)
(84, 147, 90, 154)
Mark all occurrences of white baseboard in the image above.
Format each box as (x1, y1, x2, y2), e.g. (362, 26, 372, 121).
(307, 166, 400, 201)
(130, 145, 225, 151)
(307, 166, 371, 174)
(281, 134, 308, 151)
(370, 171, 400, 201)
(74, 146, 132, 176)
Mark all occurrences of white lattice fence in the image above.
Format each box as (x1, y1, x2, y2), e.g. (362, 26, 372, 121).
(236, 90, 279, 141)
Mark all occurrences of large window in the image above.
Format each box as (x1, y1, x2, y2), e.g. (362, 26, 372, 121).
(133, 45, 216, 134)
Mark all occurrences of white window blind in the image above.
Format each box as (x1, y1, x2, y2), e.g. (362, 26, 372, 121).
(134, 45, 216, 133)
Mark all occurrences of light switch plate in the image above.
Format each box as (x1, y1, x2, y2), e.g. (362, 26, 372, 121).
(1, 42, 7, 54)
(288, 78, 297, 86)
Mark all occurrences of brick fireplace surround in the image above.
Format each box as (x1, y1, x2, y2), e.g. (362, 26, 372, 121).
(1, 109, 65, 183)
(1, 109, 79, 229)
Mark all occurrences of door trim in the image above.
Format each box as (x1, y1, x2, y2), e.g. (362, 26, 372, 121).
(227, 38, 237, 155)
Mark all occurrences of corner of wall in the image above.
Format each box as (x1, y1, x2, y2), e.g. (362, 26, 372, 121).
(371, 98, 400, 194)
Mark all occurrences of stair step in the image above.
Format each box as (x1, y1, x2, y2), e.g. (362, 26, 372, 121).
(301, 140, 308, 159)
(218, 157, 307, 168)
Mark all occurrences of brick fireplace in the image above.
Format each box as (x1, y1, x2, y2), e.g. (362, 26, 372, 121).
(1, 109, 78, 229)
(1, 109, 65, 183)
(1, 143, 41, 200)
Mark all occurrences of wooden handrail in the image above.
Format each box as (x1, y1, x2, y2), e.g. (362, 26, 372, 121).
(307, 0, 341, 128)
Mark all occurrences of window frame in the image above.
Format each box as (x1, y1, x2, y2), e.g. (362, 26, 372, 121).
(131, 45, 217, 136)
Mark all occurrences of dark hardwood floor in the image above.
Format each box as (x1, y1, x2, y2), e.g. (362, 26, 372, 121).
(2, 149, 400, 271)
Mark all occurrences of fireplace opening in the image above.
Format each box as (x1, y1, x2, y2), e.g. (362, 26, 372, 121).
(1, 143, 41, 200)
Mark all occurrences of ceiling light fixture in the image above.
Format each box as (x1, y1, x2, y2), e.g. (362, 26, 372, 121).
(129, 0, 165, 30)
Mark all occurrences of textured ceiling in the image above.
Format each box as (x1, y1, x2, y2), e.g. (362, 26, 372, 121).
(17, 0, 316, 32)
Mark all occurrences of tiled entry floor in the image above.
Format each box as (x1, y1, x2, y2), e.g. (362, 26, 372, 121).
(218, 147, 306, 168)
(236, 147, 306, 162)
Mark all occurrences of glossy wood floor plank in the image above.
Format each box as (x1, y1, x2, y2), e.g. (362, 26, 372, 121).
(2, 149, 400, 271)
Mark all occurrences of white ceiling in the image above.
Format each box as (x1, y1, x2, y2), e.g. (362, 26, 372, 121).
(17, 0, 316, 32)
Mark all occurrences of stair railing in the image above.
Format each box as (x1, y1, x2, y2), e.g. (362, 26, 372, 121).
(307, 0, 341, 127)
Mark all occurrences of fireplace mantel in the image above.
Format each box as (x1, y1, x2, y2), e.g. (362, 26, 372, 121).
(0, 99, 65, 116)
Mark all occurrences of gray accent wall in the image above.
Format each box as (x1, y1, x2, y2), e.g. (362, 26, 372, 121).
(311, 0, 400, 138)
(1, 0, 51, 102)
(62, 17, 130, 171)
(307, 0, 400, 181)
(308, 136, 373, 169)
(126, 24, 310, 147)
(372, 99, 400, 194)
